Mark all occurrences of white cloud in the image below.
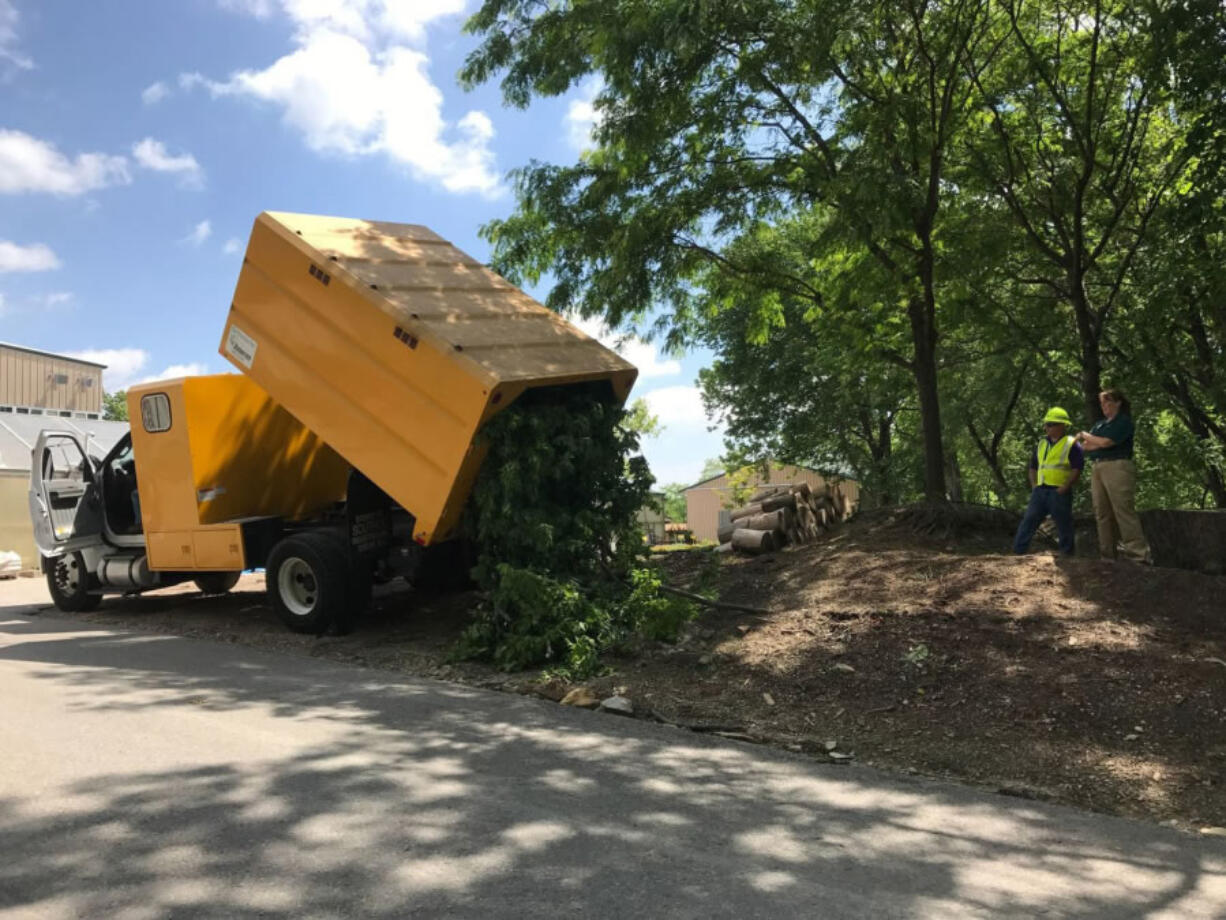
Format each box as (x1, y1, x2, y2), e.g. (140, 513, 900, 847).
(222, 237, 242, 254)
(61, 349, 208, 389)
(0, 240, 59, 272)
(641, 385, 709, 427)
(190, 1, 499, 195)
(142, 81, 170, 104)
(41, 291, 73, 307)
(138, 362, 209, 384)
(636, 383, 729, 486)
(0, 292, 6, 316)
(0, 129, 131, 195)
(132, 137, 204, 187)
(65, 348, 150, 391)
(183, 220, 212, 246)
(0, 0, 33, 74)
(565, 79, 602, 151)
(574, 317, 682, 379)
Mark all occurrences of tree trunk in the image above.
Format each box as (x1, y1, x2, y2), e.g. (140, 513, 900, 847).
(908, 294, 947, 502)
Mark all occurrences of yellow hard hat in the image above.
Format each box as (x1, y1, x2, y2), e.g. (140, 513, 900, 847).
(1043, 406, 1072, 425)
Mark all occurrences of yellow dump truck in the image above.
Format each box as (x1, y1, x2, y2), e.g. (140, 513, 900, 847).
(29, 212, 636, 633)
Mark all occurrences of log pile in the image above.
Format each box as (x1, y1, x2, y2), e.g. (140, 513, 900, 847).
(718, 482, 850, 555)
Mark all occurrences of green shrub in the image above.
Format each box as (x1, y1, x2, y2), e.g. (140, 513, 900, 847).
(453, 385, 697, 677)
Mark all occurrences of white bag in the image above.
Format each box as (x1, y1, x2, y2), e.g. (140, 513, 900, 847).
(0, 550, 21, 578)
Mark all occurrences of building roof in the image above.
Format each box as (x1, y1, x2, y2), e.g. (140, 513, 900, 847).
(0, 414, 129, 473)
(683, 461, 829, 492)
(0, 341, 107, 368)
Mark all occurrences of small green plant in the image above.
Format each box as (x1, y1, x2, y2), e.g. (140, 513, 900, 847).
(902, 643, 931, 667)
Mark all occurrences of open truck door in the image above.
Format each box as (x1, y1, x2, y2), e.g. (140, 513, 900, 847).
(28, 431, 104, 555)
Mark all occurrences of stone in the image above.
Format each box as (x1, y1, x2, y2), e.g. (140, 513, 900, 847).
(828, 751, 854, 763)
(534, 679, 570, 702)
(561, 687, 600, 709)
(832, 663, 856, 674)
(1124, 733, 1139, 742)
(736, 625, 752, 636)
(699, 654, 713, 666)
(599, 695, 634, 716)
(824, 740, 838, 752)
(762, 692, 776, 706)
(1200, 827, 1226, 838)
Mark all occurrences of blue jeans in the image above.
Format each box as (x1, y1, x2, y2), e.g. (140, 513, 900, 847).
(1014, 487, 1075, 555)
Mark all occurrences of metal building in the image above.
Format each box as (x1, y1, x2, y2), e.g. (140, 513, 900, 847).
(0, 342, 104, 418)
(0, 342, 124, 571)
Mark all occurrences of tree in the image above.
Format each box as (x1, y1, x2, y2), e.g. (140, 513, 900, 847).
(102, 391, 128, 422)
(621, 397, 662, 440)
(463, 0, 1000, 501)
(697, 458, 725, 483)
(960, 0, 1191, 422)
(659, 483, 689, 522)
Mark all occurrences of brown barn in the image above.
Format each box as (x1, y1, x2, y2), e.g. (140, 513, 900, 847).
(683, 462, 859, 543)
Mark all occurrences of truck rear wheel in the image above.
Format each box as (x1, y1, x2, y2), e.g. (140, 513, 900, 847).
(194, 572, 241, 596)
(46, 552, 103, 612)
(266, 533, 350, 635)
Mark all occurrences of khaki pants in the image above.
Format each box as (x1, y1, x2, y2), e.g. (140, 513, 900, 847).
(1090, 460, 1150, 562)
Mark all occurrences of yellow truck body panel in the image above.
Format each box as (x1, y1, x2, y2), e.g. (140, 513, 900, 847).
(219, 211, 638, 544)
(127, 374, 350, 570)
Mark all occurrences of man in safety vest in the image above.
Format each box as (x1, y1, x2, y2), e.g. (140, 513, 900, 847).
(1013, 407, 1084, 556)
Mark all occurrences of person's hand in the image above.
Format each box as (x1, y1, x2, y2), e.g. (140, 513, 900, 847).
(1057, 485, 1070, 495)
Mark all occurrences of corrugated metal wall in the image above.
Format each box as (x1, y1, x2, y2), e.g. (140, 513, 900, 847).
(0, 471, 36, 569)
(0, 345, 103, 414)
(684, 463, 860, 542)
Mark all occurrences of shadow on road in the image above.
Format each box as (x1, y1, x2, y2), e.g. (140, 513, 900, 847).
(0, 614, 1224, 919)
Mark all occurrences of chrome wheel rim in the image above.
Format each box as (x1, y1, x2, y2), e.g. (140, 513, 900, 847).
(278, 557, 318, 616)
(54, 555, 81, 595)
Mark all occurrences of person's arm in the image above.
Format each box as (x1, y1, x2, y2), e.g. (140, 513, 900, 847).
(1057, 468, 1080, 494)
(1028, 451, 1038, 489)
(1077, 431, 1115, 450)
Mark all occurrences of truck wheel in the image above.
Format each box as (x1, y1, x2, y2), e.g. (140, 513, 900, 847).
(46, 552, 102, 612)
(266, 533, 349, 635)
(194, 572, 241, 596)
(307, 531, 371, 636)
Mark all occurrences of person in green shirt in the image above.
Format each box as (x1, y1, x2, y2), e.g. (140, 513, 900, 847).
(1075, 388, 1151, 563)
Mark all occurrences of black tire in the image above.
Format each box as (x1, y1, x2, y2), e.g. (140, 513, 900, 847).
(46, 552, 102, 612)
(309, 530, 372, 636)
(266, 532, 350, 635)
(194, 572, 241, 596)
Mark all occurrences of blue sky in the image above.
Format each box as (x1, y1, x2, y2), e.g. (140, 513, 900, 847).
(0, 0, 726, 486)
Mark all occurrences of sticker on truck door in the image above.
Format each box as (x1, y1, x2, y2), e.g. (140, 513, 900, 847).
(225, 324, 258, 369)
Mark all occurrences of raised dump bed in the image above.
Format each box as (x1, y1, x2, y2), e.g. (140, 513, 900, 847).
(220, 211, 637, 545)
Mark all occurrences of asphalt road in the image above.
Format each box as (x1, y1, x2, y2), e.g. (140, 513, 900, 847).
(1, 596, 1224, 918)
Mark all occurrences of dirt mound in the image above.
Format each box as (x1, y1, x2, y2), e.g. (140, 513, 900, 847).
(640, 513, 1226, 828)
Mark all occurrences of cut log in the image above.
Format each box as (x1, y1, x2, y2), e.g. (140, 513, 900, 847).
(715, 542, 734, 554)
(743, 509, 787, 532)
(717, 522, 737, 543)
(729, 503, 764, 522)
(731, 528, 775, 554)
(761, 493, 796, 513)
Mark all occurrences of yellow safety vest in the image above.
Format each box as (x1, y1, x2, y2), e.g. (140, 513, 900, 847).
(1036, 435, 1076, 487)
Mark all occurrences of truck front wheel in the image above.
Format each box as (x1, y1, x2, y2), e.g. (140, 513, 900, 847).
(194, 572, 242, 596)
(267, 534, 349, 635)
(46, 552, 103, 612)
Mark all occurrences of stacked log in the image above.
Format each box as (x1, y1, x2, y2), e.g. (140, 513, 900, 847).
(721, 482, 848, 555)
